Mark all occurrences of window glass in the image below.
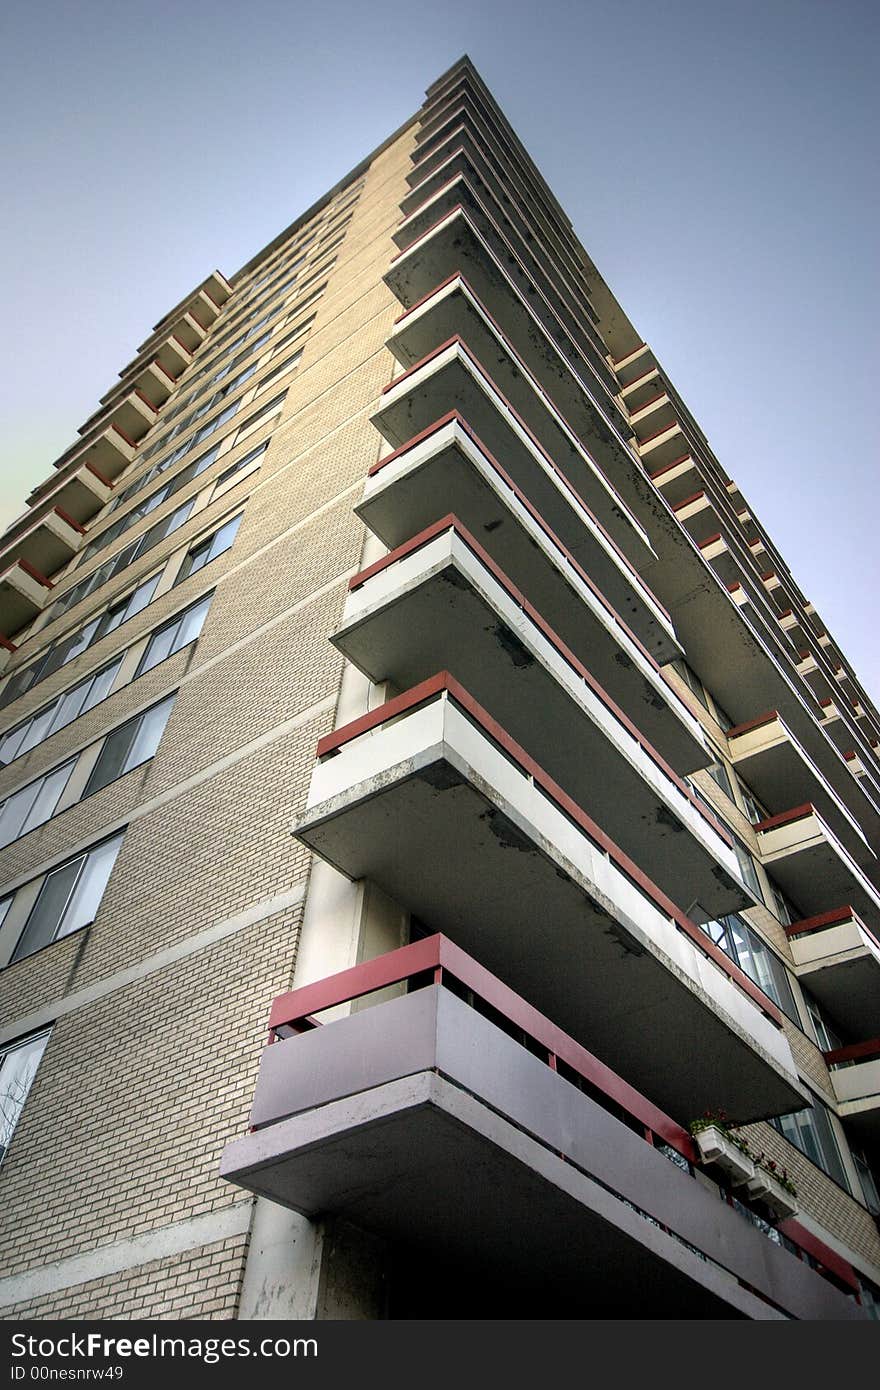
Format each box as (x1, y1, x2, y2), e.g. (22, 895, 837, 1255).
(0, 1031, 50, 1164)
(701, 912, 798, 1020)
(11, 833, 124, 963)
(136, 594, 213, 677)
(771, 1101, 849, 1191)
(84, 696, 174, 797)
(1, 660, 121, 766)
(176, 515, 242, 586)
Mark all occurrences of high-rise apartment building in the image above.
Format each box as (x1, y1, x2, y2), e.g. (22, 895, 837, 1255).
(0, 57, 878, 1321)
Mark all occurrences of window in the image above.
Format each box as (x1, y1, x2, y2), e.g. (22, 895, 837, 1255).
(83, 695, 174, 798)
(853, 1148, 880, 1215)
(701, 913, 799, 1020)
(0, 1030, 50, 1165)
(231, 392, 286, 445)
(269, 316, 315, 360)
(731, 835, 764, 901)
(136, 593, 213, 677)
(804, 994, 843, 1053)
(8, 832, 124, 964)
(0, 659, 121, 766)
(0, 574, 160, 711)
(213, 442, 267, 490)
(770, 1099, 850, 1192)
(704, 757, 734, 800)
(175, 515, 242, 586)
(58, 501, 193, 617)
(737, 776, 769, 826)
(0, 760, 76, 849)
(255, 352, 302, 396)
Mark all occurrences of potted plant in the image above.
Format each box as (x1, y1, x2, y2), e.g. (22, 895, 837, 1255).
(689, 1111, 755, 1186)
(747, 1154, 799, 1219)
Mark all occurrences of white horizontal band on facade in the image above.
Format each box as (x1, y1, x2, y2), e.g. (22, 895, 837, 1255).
(0, 879, 307, 1046)
(0, 1200, 255, 1310)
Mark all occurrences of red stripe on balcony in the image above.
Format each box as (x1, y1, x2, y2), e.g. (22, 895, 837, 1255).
(85, 462, 113, 486)
(267, 933, 696, 1162)
(699, 533, 723, 549)
(315, 673, 783, 1028)
(53, 507, 85, 535)
(824, 1038, 880, 1065)
(347, 515, 731, 847)
(0, 636, 16, 653)
(630, 390, 669, 417)
(14, 558, 53, 589)
(638, 418, 684, 448)
(390, 202, 467, 264)
(754, 804, 815, 833)
(785, 906, 857, 937)
(776, 1219, 859, 1292)
(649, 454, 692, 481)
(392, 270, 467, 323)
(727, 710, 781, 739)
(611, 342, 648, 368)
(673, 490, 707, 512)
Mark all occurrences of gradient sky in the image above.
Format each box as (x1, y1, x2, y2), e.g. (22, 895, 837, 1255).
(1, 0, 877, 697)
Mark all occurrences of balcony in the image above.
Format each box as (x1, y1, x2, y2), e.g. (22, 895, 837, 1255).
(0, 560, 52, 638)
(79, 389, 158, 446)
(357, 419, 705, 771)
(51, 423, 137, 481)
(647, 453, 700, 508)
(371, 342, 677, 662)
(824, 1040, 880, 1143)
(387, 277, 637, 548)
(98, 359, 177, 411)
(754, 805, 880, 931)
(0, 506, 84, 578)
(787, 908, 880, 1037)
(292, 677, 805, 1121)
(727, 712, 872, 865)
(220, 937, 858, 1320)
(336, 524, 744, 916)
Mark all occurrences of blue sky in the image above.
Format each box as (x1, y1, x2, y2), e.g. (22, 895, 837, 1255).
(1, 0, 877, 698)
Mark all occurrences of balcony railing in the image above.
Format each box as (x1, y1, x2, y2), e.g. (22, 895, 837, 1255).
(293, 673, 805, 1121)
(220, 935, 860, 1320)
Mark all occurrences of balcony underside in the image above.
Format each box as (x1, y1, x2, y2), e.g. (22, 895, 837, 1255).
(221, 989, 854, 1320)
(294, 698, 804, 1123)
(336, 533, 746, 918)
(357, 422, 706, 772)
(372, 344, 673, 659)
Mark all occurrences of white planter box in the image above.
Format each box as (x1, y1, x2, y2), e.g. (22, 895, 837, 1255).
(693, 1125, 755, 1186)
(746, 1169, 799, 1219)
